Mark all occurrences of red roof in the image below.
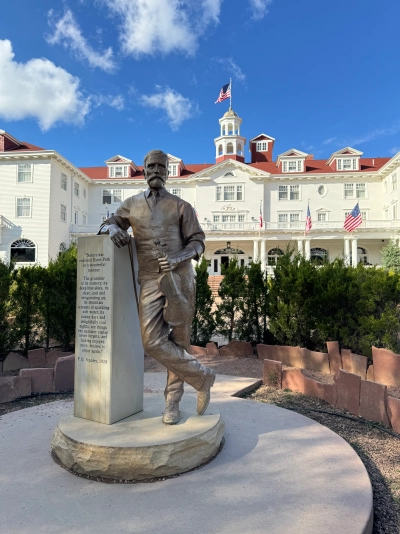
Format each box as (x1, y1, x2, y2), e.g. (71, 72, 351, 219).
(5, 141, 46, 152)
(80, 163, 214, 180)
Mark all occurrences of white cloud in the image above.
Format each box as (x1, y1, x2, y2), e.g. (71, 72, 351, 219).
(350, 124, 400, 146)
(389, 146, 400, 155)
(214, 57, 246, 82)
(46, 9, 116, 72)
(101, 0, 223, 57)
(93, 94, 125, 111)
(140, 87, 198, 130)
(0, 39, 91, 130)
(250, 0, 273, 20)
(322, 137, 337, 146)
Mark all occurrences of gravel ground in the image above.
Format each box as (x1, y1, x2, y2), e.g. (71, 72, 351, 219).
(1, 354, 400, 533)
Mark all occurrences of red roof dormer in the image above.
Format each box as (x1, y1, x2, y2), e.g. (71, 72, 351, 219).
(0, 130, 21, 152)
(249, 134, 275, 163)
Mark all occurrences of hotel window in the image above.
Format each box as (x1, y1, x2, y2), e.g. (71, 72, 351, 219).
(170, 188, 182, 198)
(344, 183, 354, 198)
(61, 204, 67, 222)
(290, 185, 300, 200)
(216, 185, 243, 201)
(113, 189, 122, 203)
(213, 215, 220, 223)
(83, 188, 87, 198)
(238, 214, 245, 223)
(102, 190, 112, 204)
(278, 213, 288, 225)
(61, 173, 67, 190)
(74, 182, 79, 197)
(256, 141, 267, 151)
(216, 186, 222, 201)
(74, 211, 78, 224)
(278, 185, 288, 200)
(345, 210, 367, 220)
(290, 213, 300, 223)
(18, 164, 32, 183)
(392, 173, 397, 191)
(317, 213, 327, 222)
(16, 197, 32, 217)
(393, 204, 398, 220)
(279, 185, 300, 200)
(338, 158, 357, 171)
(109, 165, 128, 178)
(356, 183, 366, 198)
(283, 160, 303, 173)
(169, 164, 178, 176)
(267, 248, 284, 266)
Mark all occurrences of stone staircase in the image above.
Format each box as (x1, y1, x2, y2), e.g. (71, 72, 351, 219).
(208, 275, 223, 298)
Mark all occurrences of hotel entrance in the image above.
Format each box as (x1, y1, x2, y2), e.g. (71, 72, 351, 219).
(209, 244, 249, 275)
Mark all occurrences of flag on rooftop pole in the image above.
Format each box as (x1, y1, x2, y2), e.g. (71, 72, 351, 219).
(305, 203, 312, 234)
(344, 203, 363, 232)
(215, 81, 231, 104)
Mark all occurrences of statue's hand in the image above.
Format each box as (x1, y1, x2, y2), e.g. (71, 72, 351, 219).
(109, 224, 130, 248)
(158, 254, 181, 272)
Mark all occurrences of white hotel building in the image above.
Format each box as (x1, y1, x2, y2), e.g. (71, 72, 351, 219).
(1, 109, 400, 274)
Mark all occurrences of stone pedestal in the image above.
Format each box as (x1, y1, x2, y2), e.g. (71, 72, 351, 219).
(52, 394, 225, 481)
(74, 235, 143, 425)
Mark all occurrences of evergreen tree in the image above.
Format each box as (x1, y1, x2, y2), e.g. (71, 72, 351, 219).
(382, 240, 400, 273)
(236, 261, 269, 344)
(0, 259, 14, 359)
(37, 264, 58, 351)
(10, 265, 43, 354)
(191, 256, 216, 346)
(215, 257, 246, 342)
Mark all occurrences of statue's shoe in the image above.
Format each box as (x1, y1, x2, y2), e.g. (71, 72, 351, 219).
(197, 369, 216, 415)
(162, 400, 181, 425)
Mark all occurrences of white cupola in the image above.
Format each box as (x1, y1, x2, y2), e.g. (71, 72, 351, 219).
(214, 108, 246, 163)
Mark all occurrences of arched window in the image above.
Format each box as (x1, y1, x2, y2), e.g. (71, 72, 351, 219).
(237, 143, 243, 155)
(349, 247, 368, 265)
(10, 239, 36, 263)
(228, 123, 233, 135)
(267, 248, 284, 266)
(310, 247, 328, 264)
(227, 143, 234, 154)
(218, 144, 223, 156)
(222, 127, 226, 135)
(215, 247, 245, 255)
(59, 243, 67, 255)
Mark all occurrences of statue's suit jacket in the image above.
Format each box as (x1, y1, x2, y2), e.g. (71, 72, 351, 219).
(103, 189, 205, 274)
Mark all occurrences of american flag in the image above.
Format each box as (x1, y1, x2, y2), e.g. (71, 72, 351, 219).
(259, 203, 263, 228)
(215, 83, 231, 104)
(344, 203, 362, 232)
(305, 204, 312, 234)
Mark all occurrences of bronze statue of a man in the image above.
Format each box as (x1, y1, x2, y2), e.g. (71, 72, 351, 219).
(101, 149, 215, 424)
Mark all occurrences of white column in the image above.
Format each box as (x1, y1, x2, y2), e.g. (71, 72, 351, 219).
(260, 239, 266, 271)
(351, 237, 358, 267)
(297, 239, 303, 256)
(344, 237, 350, 266)
(305, 239, 311, 260)
(253, 239, 259, 262)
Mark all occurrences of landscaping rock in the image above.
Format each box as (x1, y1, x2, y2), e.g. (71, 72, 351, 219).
(46, 350, 62, 367)
(3, 352, 29, 372)
(0, 376, 31, 402)
(372, 346, 400, 387)
(19, 368, 55, 393)
(359, 380, 389, 426)
(54, 355, 75, 391)
(334, 370, 361, 416)
(206, 342, 219, 356)
(327, 341, 342, 374)
(263, 359, 282, 387)
(257, 344, 302, 367)
(219, 340, 253, 358)
(28, 348, 46, 368)
(282, 369, 304, 393)
(190, 345, 208, 356)
(350, 354, 368, 380)
(387, 397, 400, 433)
(300, 348, 330, 373)
(303, 375, 337, 406)
(366, 365, 374, 381)
(341, 349, 352, 372)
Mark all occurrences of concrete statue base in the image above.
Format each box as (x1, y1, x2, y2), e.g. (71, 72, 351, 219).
(51, 393, 224, 481)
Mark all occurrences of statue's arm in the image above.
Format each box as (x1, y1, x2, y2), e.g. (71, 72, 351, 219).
(97, 200, 132, 248)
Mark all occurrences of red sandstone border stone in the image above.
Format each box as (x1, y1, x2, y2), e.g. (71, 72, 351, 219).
(350, 353, 368, 380)
(263, 359, 282, 387)
(372, 346, 400, 387)
(282, 369, 304, 393)
(257, 344, 302, 367)
(334, 370, 361, 415)
(366, 365, 374, 381)
(190, 345, 208, 356)
(387, 397, 400, 433)
(206, 342, 219, 356)
(220, 340, 253, 358)
(359, 380, 389, 426)
(28, 348, 46, 368)
(341, 349, 352, 372)
(3, 352, 29, 372)
(20, 368, 55, 393)
(54, 355, 75, 391)
(300, 348, 330, 373)
(0, 376, 31, 402)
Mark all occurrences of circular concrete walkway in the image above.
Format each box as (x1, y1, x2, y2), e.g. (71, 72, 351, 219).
(0, 373, 373, 534)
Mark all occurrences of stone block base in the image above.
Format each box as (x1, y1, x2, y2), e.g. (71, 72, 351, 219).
(51, 394, 224, 481)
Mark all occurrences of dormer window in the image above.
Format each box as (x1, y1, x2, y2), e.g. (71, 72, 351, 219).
(256, 141, 268, 151)
(337, 158, 358, 171)
(283, 160, 303, 173)
(109, 165, 128, 178)
(169, 164, 178, 177)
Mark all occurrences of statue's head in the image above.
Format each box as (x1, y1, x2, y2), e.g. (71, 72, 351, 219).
(143, 149, 168, 190)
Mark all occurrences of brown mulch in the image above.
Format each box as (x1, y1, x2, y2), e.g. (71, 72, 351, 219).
(1, 353, 400, 533)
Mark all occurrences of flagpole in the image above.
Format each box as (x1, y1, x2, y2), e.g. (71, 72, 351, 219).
(230, 78, 232, 109)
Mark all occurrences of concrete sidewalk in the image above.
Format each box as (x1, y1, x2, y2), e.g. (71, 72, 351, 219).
(0, 373, 373, 534)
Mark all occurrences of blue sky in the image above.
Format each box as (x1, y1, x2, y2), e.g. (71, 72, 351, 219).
(0, 0, 399, 167)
